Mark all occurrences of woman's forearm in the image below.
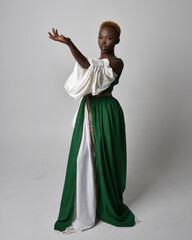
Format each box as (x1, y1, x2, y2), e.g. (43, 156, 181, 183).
(67, 41, 90, 69)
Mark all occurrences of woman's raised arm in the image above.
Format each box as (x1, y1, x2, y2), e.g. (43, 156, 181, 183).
(48, 28, 90, 69)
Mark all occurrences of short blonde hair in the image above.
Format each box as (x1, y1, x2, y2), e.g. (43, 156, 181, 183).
(100, 21, 121, 39)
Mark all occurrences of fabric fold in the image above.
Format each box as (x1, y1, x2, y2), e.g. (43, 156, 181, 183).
(64, 57, 117, 101)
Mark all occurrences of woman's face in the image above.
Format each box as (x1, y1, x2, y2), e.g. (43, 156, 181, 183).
(98, 26, 119, 53)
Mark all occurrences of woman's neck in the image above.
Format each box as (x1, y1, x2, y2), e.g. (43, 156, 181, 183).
(99, 51, 116, 59)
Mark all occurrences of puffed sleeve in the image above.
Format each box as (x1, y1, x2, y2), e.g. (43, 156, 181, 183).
(64, 57, 118, 100)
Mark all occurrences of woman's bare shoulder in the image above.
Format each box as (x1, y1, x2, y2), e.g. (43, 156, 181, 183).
(108, 58, 124, 75)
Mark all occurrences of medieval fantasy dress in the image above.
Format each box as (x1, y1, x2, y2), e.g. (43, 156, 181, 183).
(54, 57, 139, 234)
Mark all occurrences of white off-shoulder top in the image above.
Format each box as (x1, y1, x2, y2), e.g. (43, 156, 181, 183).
(64, 57, 118, 101)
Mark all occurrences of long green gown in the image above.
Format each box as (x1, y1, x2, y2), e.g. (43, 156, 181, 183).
(54, 58, 136, 232)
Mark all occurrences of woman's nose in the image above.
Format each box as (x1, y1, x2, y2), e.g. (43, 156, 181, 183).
(101, 39, 106, 44)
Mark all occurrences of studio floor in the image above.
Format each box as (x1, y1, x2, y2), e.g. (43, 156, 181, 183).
(1, 136, 191, 240)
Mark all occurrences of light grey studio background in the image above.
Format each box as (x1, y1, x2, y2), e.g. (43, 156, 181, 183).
(0, 0, 192, 239)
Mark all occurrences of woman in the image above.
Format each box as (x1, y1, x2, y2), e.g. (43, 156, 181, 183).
(48, 21, 138, 234)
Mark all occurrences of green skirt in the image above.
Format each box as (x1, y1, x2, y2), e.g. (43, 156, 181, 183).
(54, 95, 135, 231)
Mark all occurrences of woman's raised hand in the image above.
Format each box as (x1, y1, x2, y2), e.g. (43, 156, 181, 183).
(48, 27, 89, 69)
(48, 28, 72, 45)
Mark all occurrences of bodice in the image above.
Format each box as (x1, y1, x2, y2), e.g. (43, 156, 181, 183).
(101, 72, 121, 93)
(100, 57, 122, 93)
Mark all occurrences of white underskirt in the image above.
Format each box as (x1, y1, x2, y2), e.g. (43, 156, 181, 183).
(63, 102, 97, 234)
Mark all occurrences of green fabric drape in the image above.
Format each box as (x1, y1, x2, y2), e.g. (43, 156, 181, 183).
(54, 97, 86, 231)
(89, 96, 135, 227)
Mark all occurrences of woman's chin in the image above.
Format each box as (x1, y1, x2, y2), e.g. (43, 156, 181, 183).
(100, 48, 108, 53)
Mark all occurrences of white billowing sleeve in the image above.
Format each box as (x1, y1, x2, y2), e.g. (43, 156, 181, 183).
(64, 57, 117, 100)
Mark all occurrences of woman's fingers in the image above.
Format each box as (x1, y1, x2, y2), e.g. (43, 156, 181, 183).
(52, 28, 57, 37)
(48, 28, 66, 42)
(48, 32, 56, 40)
(48, 28, 58, 40)
(48, 32, 53, 37)
(48, 32, 55, 40)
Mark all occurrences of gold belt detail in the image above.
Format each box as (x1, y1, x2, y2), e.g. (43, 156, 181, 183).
(87, 92, 112, 97)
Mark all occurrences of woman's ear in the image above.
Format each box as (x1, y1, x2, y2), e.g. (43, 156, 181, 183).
(116, 38, 120, 44)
